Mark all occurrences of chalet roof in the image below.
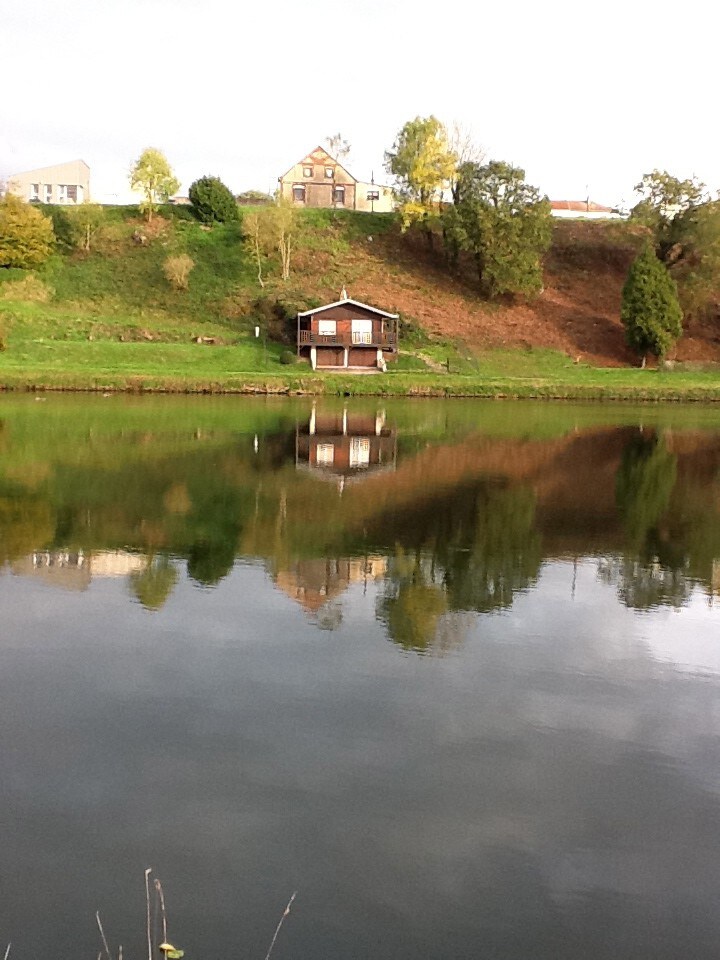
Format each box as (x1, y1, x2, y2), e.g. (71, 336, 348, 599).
(279, 145, 357, 184)
(550, 199, 614, 213)
(298, 298, 399, 319)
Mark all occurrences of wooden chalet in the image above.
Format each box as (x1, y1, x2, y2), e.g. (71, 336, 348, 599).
(297, 294, 399, 371)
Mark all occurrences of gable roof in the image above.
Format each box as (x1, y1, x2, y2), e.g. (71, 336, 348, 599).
(297, 298, 399, 319)
(9, 158, 90, 179)
(279, 145, 356, 184)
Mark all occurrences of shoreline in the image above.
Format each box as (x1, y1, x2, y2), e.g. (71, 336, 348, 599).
(1, 369, 720, 402)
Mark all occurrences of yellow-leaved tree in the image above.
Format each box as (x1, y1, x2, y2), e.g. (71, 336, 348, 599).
(129, 148, 180, 222)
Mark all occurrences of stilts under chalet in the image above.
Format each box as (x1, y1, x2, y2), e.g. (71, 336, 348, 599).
(297, 292, 399, 371)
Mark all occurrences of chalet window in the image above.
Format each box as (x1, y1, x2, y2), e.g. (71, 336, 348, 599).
(333, 186, 345, 205)
(367, 190, 380, 201)
(318, 319, 337, 337)
(303, 166, 313, 177)
(292, 185, 306, 202)
(325, 167, 334, 178)
(349, 437, 371, 468)
(316, 443, 335, 466)
(351, 318, 373, 344)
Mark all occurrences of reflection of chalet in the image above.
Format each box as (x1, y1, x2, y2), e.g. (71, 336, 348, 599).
(297, 296, 398, 371)
(275, 555, 388, 614)
(296, 408, 397, 482)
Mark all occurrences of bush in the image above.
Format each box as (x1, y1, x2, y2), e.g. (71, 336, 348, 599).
(0, 195, 55, 268)
(621, 242, 683, 362)
(236, 190, 274, 205)
(163, 254, 195, 290)
(247, 296, 296, 344)
(189, 176, 240, 224)
(279, 348, 298, 365)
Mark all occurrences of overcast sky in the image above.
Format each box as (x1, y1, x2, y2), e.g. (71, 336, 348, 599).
(2, 0, 718, 206)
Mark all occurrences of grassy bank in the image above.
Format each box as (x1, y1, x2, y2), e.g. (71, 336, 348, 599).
(0, 205, 719, 400)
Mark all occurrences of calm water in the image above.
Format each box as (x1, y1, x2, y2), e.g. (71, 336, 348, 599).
(2, 395, 720, 960)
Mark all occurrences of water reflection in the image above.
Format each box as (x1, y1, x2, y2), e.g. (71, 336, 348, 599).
(1, 401, 720, 633)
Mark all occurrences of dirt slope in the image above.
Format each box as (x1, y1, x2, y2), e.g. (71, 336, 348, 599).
(297, 219, 720, 367)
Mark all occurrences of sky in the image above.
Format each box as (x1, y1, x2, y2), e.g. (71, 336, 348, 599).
(2, 0, 718, 207)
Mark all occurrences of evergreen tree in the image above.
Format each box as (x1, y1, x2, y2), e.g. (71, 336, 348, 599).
(621, 242, 683, 363)
(188, 175, 239, 224)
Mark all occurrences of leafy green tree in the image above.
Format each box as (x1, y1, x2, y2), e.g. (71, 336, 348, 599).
(444, 160, 552, 297)
(621, 242, 683, 363)
(129, 148, 180, 222)
(51, 203, 105, 251)
(631, 170, 707, 249)
(385, 116, 455, 240)
(0, 194, 55, 268)
(188, 175, 239, 224)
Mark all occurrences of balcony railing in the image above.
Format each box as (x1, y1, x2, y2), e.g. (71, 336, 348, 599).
(299, 330, 397, 348)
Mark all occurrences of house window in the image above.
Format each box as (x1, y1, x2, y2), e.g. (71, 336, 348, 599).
(43, 184, 52, 203)
(67, 185, 78, 203)
(57, 185, 68, 203)
(316, 443, 335, 466)
(29, 183, 40, 201)
(367, 190, 380, 201)
(292, 185, 306, 202)
(318, 319, 337, 337)
(303, 166, 313, 177)
(351, 318, 373, 344)
(350, 437, 371, 468)
(325, 167, 334, 178)
(333, 186, 345, 205)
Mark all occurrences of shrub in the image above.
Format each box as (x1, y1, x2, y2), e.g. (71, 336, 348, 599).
(279, 348, 298, 365)
(0, 274, 53, 302)
(163, 254, 195, 290)
(236, 190, 274, 206)
(188, 176, 240, 224)
(0, 195, 55, 268)
(621, 242, 683, 363)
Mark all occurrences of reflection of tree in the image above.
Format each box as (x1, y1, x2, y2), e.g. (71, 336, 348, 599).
(441, 484, 541, 613)
(130, 556, 179, 611)
(616, 432, 677, 551)
(0, 484, 54, 565)
(377, 481, 541, 652)
(378, 558, 448, 653)
(612, 431, 688, 609)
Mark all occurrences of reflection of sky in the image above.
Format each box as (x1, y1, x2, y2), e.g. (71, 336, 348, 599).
(2, 559, 720, 960)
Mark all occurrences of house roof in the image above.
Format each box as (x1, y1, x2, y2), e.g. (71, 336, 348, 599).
(279, 145, 357, 184)
(297, 298, 399, 319)
(8, 158, 90, 178)
(550, 199, 615, 213)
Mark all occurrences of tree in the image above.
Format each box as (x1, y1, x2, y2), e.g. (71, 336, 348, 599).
(0, 194, 55, 268)
(447, 121, 485, 204)
(385, 116, 455, 239)
(630, 170, 720, 321)
(324, 133, 351, 162)
(129, 148, 180, 222)
(244, 209, 271, 287)
(188, 175, 239, 224)
(52, 203, 105, 252)
(621, 242, 683, 363)
(444, 160, 552, 297)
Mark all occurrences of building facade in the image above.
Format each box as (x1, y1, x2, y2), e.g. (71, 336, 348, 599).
(7, 159, 90, 204)
(279, 146, 394, 213)
(297, 296, 399, 370)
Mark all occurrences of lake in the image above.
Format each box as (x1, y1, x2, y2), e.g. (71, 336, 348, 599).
(1, 395, 720, 960)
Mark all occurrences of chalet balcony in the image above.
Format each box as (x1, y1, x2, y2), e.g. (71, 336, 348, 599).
(298, 330, 397, 348)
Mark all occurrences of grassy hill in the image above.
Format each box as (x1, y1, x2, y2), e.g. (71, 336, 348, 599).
(0, 205, 719, 397)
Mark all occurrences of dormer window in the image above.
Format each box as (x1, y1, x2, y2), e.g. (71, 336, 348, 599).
(303, 166, 313, 177)
(325, 167, 334, 178)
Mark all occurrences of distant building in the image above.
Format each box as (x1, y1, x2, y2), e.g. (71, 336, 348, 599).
(7, 159, 91, 205)
(278, 146, 394, 213)
(550, 199, 623, 219)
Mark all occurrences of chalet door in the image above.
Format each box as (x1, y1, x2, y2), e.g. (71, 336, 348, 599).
(351, 319, 373, 344)
(348, 348, 376, 367)
(316, 347, 344, 367)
